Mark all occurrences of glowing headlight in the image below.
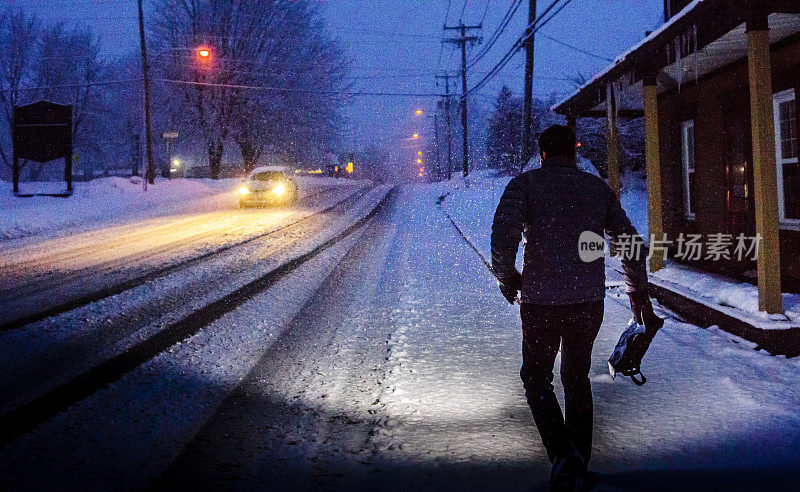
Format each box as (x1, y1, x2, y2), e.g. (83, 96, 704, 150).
(272, 183, 286, 196)
(238, 186, 250, 195)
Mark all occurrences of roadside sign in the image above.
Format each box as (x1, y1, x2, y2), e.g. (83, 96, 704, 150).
(12, 101, 73, 196)
(162, 132, 178, 139)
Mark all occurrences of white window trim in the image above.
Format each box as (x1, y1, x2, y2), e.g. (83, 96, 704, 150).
(773, 88, 800, 229)
(681, 120, 696, 220)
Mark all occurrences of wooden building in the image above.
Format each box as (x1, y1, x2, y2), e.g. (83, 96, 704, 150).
(554, 0, 800, 314)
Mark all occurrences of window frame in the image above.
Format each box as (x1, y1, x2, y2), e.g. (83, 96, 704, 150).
(773, 88, 799, 228)
(681, 119, 696, 221)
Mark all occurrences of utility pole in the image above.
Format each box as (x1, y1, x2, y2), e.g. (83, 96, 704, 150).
(436, 73, 456, 180)
(433, 110, 441, 181)
(521, 0, 537, 171)
(444, 23, 481, 177)
(137, 0, 155, 189)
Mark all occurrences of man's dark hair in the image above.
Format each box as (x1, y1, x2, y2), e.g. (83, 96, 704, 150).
(538, 125, 576, 159)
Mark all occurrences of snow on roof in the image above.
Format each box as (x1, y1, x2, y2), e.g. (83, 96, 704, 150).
(248, 165, 289, 176)
(552, 0, 705, 112)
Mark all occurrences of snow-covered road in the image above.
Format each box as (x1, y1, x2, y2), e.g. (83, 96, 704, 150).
(1, 184, 799, 491)
(0, 183, 384, 418)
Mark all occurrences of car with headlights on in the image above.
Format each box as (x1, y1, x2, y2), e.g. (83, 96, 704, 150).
(238, 166, 299, 207)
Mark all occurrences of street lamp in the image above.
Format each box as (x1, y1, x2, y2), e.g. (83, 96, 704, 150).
(412, 133, 419, 139)
(197, 47, 211, 60)
(415, 109, 423, 115)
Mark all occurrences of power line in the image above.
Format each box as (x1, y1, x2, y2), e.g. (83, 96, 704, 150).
(0, 79, 139, 94)
(466, 0, 523, 69)
(478, 0, 492, 26)
(435, 0, 454, 78)
(520, 0, 576, 45)
(467, 0, 573, 96)
(159, 78, 444, 97)
(347, 28, 442, 40)
(539, 32, 613, 62)
(2, 77, 447, 98)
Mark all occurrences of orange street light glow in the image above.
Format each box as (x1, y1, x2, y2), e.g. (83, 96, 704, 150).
(198, 48, 211, 58)
(416, 109, 423, 115)
(417, 159, 422, 164)
(412, 133, 419, 139)
(418, 151, 422, 155)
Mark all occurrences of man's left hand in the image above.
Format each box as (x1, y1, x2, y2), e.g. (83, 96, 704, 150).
(629, 291, 664, 330)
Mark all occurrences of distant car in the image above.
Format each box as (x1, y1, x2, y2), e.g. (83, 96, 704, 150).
(238, 166, 299, 207)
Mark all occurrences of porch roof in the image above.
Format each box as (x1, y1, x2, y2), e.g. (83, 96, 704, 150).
(552, 0, 800, 118)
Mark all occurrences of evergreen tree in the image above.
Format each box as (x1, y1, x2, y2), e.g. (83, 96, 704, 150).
(487, 86, 523, 175)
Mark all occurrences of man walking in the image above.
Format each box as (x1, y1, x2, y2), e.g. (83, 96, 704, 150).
(491, 125, 661, 491)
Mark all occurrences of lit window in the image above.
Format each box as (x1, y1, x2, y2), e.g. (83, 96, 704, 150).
(774, 89, 799, 224)
(681, 120, 696, 220)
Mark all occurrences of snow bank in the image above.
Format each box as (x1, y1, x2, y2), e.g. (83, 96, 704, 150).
(0, 177, 240, 242)
(652, 262, 800, 326)
(439, 164, 646, 261)
(0, 175, 363, 243)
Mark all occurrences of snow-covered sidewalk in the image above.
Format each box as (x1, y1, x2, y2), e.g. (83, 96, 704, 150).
(432, 181, 800, 487)
(168, 184, 800, 490)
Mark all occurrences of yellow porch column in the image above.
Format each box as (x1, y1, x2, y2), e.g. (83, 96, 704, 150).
(643, 80, 664, 273)
(747, 18, 783, 314)
(606, 82, 621, 199)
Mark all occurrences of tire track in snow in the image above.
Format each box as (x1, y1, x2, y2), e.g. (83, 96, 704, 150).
(0, 186, 362, 331)
(0, 188, 394, 444)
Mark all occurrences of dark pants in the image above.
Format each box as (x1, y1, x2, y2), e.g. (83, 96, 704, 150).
(520, 300, 604, 467)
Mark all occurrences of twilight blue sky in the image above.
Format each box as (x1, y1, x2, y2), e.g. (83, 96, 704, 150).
(8, 0, 663, 151)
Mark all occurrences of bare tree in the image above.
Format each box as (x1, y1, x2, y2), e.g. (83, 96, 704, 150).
(150, 0, 350, 177)
(29, 23, 108, 179)
(0, 12, 108, 181)
(0, 10, 38, 176)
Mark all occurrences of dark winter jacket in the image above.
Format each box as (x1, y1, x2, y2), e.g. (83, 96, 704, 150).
(491, 156, 649, 305)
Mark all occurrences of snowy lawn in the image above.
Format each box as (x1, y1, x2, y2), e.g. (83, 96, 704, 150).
(0, 175, 362, 242)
